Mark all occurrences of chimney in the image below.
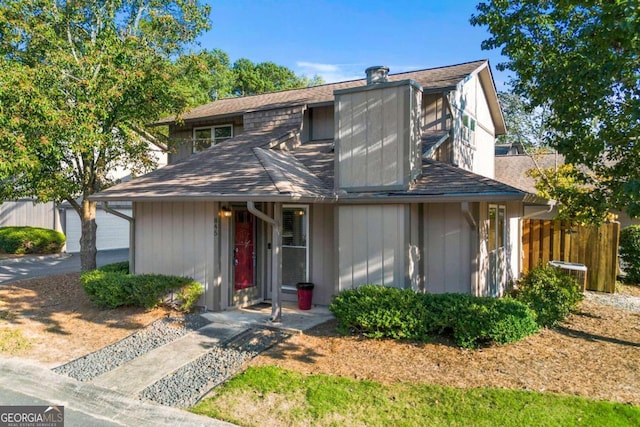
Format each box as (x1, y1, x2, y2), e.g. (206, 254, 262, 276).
(365, 66, 389, 85)
(334, 67, 423, 192)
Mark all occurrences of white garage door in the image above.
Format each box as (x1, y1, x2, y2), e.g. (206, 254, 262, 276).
(65, 207, 131, 253)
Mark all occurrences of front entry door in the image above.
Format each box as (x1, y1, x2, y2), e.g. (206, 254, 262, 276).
(233, 209, 259, 305)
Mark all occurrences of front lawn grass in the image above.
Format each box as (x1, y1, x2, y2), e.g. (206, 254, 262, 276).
(191, 366, 640, 427)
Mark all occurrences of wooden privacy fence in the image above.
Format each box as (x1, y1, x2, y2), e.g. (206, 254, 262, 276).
(522, 219, 620, 293)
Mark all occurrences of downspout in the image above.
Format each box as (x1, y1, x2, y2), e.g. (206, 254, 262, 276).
(522, 201, 556, 219)
(461, 202, 477, 229)
(102, 202, 135, 273)
(247, 201, 282, 323)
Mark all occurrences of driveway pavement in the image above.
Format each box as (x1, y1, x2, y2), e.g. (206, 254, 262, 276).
(0, 358, 234, 427)
(0, 249, 128, 284)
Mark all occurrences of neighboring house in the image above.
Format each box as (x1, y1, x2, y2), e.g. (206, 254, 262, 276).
(495, 153, 639, 229)
(0, 146, 166, 253)
(494, 153, 563, 220)
(92, 60, 549, 314)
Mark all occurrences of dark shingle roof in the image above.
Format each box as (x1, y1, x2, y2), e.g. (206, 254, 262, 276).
(158, 60, 489, 125)
(495, 154, 565, 193)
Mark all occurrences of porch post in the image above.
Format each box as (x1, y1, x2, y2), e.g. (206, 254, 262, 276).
(246, 201, 282, 322)
(271, 202, 282, 322)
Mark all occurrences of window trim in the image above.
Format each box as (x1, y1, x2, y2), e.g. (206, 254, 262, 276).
(192, 124, 234, 153)
(282, 204, 310, 285)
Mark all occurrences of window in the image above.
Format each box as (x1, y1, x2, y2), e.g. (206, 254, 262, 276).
(282, 205, 309, 286)
(461, 114, 476, 145)
(192, 124, 233, 152)
(488, 204, 506, 252)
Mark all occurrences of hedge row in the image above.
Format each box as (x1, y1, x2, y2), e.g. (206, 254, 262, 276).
(0, 226, 65, 254)
(329, 266, 584, 349)
(81, 264, 203, 312)
(329, 287, 540, 349)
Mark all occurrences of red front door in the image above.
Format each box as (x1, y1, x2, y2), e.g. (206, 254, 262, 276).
(234, 209, 255, 290)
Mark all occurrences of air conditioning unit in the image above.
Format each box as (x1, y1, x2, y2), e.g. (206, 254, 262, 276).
(549, 261, 587, 291)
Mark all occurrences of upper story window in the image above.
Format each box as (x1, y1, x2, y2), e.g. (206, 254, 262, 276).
(192, 124, 233, 152)
(461, 114, 476, 146)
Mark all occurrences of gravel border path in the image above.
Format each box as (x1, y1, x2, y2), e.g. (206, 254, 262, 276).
(53, 314, 210, 381)
(584, 290, 640, 312)
(139, 328, 290, 407)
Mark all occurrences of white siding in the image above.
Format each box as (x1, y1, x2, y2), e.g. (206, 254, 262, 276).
(449, 74, 496, 178)
(338, 205, 408, 290)
(134, 201, 217, 310)
(65, 207, 131, 253)
(423, 203, 473, 294)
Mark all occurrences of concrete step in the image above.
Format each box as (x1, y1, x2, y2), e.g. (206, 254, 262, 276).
(91, 322, 247, 397)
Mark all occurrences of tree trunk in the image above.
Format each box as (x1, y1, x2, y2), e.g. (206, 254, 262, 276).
(80, 198, 98, 271)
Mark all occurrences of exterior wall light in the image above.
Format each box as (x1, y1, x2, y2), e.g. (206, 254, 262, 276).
(219, 207, 233, 218)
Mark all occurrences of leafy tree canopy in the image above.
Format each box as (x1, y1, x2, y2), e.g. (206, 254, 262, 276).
(497, 91, 553, 153)
(0, 0, 211, 269)
(472, 0, 640, 222)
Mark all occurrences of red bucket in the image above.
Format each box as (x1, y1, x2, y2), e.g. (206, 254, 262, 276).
(296, 282, 314, 310)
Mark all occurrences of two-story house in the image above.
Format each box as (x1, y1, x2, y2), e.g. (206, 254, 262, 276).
(92, 60, 549, 317)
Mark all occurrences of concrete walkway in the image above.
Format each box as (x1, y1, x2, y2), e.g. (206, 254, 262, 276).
(1, 304, 333, 426)
(92, 322, 248, 396)
(90, 303, 333, 397)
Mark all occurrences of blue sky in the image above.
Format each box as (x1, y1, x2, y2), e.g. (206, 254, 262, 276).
(198, 0, 512, 90)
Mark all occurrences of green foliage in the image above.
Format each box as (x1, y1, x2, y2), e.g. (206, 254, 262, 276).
(527, 164, 610, 224)
(329, 286, 539, 349)
(0, 0, 211, 270)
(97, 261, 130, 274)
(81, 270, 201, 311)
(620, 225, 640, 283)
(231, 58, 323, 97)
(496, 91, 553, 152)
(515, 266, 584, 327)
(176, 281, 204, 312)
(173, 49, 323, 108)
(471, 1, 640, 221)
(0, 226, 65, 254)
(192, 366, 640, 427)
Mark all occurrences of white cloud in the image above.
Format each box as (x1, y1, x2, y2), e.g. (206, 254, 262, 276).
(295, 61, 363, 83)
(296, 62, 340, 73)
(296, 61, 433, 84)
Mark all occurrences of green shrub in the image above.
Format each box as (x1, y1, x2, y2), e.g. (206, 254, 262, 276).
(176, 281, 205, 312)
(329, 286, 539, 349)
(81, 270, 201, 311)
(450, 297, 539, 348)
(515, 266, 584, 328)
(0, 226, 65, 254)
(329, 286, 427, 340)
(619, 225, 640, 283)
(98, 261, 129, 273)
(80, 270, 134, 308)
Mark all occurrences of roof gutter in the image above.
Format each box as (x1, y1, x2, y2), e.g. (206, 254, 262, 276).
(102, 202, 135, 273)
(247, 201, 282, 323)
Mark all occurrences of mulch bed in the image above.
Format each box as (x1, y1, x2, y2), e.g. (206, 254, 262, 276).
(251, 289, 640, 406)
(0, 273, 175, 367)
(1, 272, 638, 405)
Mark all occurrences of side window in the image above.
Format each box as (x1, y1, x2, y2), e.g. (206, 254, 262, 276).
(461, 114, 476, 146)
(192, 124, 233, 152)
(282, 206, 309, 286)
